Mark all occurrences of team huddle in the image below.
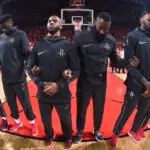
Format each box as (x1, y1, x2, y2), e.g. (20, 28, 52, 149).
(0, 11, 150, 149)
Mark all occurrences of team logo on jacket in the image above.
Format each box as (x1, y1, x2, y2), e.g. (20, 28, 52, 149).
(104, 43, 110, 50)
(57, 49, 66, 58)
(10, 37, 15, 44)
(129, 91, 135, 98)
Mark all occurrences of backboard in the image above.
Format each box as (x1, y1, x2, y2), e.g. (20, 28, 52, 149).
(61, 8, 94, 27)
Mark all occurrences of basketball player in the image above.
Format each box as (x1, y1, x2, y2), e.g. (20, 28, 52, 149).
(27, 15, 80, 148)
(74, 12, 118, 143)
(0, 26, 8, 131)
(0, 14, 38, 136)
(110, 11, 150, 147)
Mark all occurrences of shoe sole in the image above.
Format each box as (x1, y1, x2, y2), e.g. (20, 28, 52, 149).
(138, 133, 145, 140)
(95, 136, 104, 142)
(1, 121, 9, 132)
(47, 144, 52, 148)
(74, 138, 82, 144)
(109, 141, 116, 149)
(128, 132, 141, 143)
(92, 130, 104, 142)
(32, 131, 39, 137)
(10, 123, 23, 133)
(66, 144, 72, 149)
(46, 141, 53, 148)
(1, 128, 8, 131)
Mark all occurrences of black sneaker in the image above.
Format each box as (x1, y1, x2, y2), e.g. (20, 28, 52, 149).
(1, 119, 8, 131)
(94, 131, 104, 141)
(74, 131, 83, 143)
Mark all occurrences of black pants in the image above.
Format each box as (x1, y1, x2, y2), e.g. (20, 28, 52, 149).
(3, 81, 35, 120)
(113, 89, 150, 135)
(0, 99, 6, 117)
(38, 101, 72, 139)
(140, 106, 150, 128)
(76, 78, 106, 132)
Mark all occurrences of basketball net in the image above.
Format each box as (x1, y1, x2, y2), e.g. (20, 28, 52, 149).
(72, 20, 82, 32)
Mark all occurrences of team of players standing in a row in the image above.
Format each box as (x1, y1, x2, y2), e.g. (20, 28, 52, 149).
(0, 11, 150, 149)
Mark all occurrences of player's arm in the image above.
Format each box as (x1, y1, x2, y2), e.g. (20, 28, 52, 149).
(124, 33, 149, 85)
(125, 34, 150, 98)
(109, 41, 118, 65)
(62, 43, 80, 82)
(74, 31, 83, 65)
(27, 45, 44, 89)
(19, 31, 30, 67)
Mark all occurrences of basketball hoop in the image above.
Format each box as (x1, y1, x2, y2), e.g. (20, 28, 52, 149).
(72, 16, 83, 32)
(72, 20, 82, 31)
(61, 8, 94, 27)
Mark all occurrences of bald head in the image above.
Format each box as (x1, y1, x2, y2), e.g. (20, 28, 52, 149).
(47, 15, 62, 35)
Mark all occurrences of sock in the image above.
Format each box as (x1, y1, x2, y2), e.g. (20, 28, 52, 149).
(2, 117, 6, 121)
(14, 118, 21, 124)
(29, 120, 35, 124)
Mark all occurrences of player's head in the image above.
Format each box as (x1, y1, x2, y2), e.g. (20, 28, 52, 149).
(0, 14, 13, 33)
(140, 11, 150, 31)
(95, 12, 112, 35)
(47, 15, 62, 35)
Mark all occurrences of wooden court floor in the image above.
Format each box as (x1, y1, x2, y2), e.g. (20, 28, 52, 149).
(0, 131, 150, 150)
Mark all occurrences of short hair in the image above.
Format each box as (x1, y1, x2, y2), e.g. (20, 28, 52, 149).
(0, 14, 12, 24)
(139, 11, 150, 18)
(96, 12, 112, 22)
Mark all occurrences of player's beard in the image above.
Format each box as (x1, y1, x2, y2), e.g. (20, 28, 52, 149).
(48, 26, 60, 35)
(142, 25, 150, 37)
(145, 26, 150, 32)
(96, 32, 106, 41)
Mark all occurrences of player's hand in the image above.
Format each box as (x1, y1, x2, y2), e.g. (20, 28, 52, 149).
(142, 81, 150, 98)
(31, 65, 40, 75)
(129, 56, 139, 67)
(142, 90, 150, 98)
(43, 82, 58, 96)
(63, 69, 72, 79)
